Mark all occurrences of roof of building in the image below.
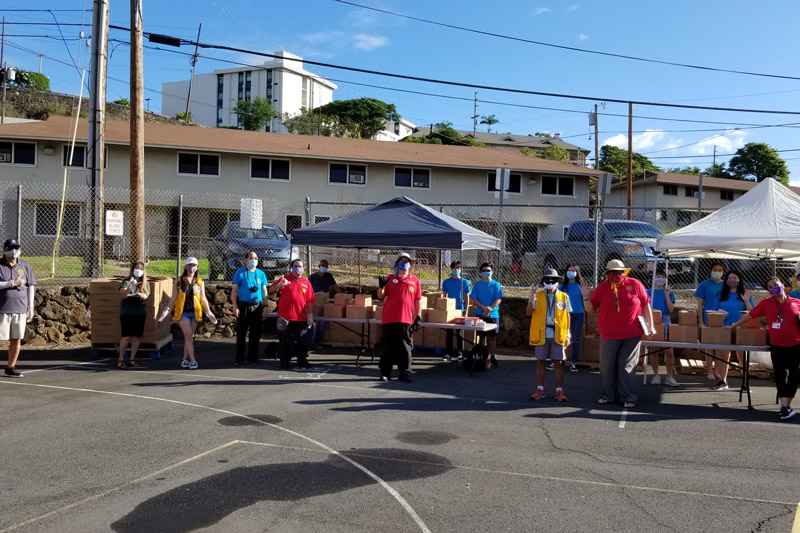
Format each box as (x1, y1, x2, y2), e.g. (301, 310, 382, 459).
(611, 170, 761, 192)
(408, 127, 589, 153)
(0, 117, 601, 176)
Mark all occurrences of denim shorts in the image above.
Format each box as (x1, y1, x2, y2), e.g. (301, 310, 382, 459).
(179, 311, 197, 323)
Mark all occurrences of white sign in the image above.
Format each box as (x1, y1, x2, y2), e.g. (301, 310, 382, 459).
(240, 198, 262, 230)
(105, 210, 124, 236)
(493, 168, 511, 199)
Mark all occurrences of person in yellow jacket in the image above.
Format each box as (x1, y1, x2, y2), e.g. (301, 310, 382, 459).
(526, 267, 571, 402)
(159, 257, 216, 369)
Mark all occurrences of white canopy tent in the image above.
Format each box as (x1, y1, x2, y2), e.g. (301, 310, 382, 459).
(656, 178, 800, 260)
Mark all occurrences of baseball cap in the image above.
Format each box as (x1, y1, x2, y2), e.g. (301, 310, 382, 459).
(185, 256, 199, 266)
(4, 238, 20, 249)
(396, 251, 414, 263)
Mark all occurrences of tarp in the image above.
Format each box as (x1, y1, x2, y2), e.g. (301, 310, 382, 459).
(291, 196, 501, 250)
(656, 179, 800, 259)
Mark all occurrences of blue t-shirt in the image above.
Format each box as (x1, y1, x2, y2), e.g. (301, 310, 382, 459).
(442, 276, 471, 312)
(719, 293, 755, 327)
(470, 280, 503, 318)
(232, 267, 268, 303)
(650, 288, 676, 321)
(694, 279, 724, 324)
(790, 289, 800, 300)
(559, 281, 584, 315)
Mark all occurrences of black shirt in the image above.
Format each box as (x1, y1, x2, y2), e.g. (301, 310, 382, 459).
(308, 272, 336, 293)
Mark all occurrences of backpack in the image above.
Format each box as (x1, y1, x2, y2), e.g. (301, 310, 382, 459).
(462, 344, 489, 372)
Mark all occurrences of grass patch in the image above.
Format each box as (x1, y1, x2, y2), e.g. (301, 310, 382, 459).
(25, 256, 211, 279)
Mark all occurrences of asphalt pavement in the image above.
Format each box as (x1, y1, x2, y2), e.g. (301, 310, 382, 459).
(1, 341, 799, 533)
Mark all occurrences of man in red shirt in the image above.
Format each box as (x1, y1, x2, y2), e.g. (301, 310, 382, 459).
(581, 259, 654, 408)
(268, 259, 314, 369)
(377, 252, 421, 382)
(730, 276, 800, 421)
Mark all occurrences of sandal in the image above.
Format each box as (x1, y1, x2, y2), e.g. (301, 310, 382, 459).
(117, 361, 126, 369)
(126, 360, 139, 368)
(623, 402, 636, 409)
(597, 398, 611, 404)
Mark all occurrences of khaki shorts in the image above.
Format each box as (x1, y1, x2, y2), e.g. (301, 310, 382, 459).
(0, 313, 26, 340)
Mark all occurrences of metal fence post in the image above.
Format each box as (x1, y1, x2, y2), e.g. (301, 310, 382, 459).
(15, 183, 21, 240)
(176, 194, 183, 277)
(593, 205, 601, 286)
(304, 196, 311, 268)
(437, 204, 443, 288)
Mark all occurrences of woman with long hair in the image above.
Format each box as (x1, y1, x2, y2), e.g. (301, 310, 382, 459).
(118, 261, 149, 369)
(714, 270, 753, 390)
(159, 257, 216, 369)
(558, 263, 584, 372)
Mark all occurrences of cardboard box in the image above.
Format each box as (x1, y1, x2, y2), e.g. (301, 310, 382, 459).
(314, 292, 329, 305)
(323, 304, 344, 318)
(374, 306, 383, 321)
(346, 305, 375, 320)
(668, 325, 698, 343)
(413, 328, 424, 346)
(312, 303, 325, 317)
(334, 293, 353, 306)
(369, 323, 383, 346)
(434, 298, 456, 311)
(354, 294, 372, 307)
(706, 311, 725, 328)
(423, 327, 440, 347)
(420, 308, 430, 321)
(735, 327, 767, 346)
(581, 335, 601, 362)
(741, 311, 762, 329)
(652, 323, 666, 341)
(428, 309, 461, 324)
(322, 322, 362, 346)
(463, 329, 477, 345)
(424, 292, 445, 307)
(651, 309, 662, 324)
(467, 305, 477, 317)
(678, 310, 698, 326)
(700, 326, 732, 345)
(585, 312, 599, 336)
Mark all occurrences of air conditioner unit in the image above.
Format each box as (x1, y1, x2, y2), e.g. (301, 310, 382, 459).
(350, 174, 365, 184)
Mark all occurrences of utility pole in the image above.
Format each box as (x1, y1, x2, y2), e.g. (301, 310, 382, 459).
(1, 17, 6, 126)
(626, 102, 633, 220)
(183, 23, 201, 125)
(472, 92, 478, 137)
(130, 0, 145, 262)
(39, 54, 43, 73)
(86, 0, 109, 277)
(593, 103, 599, 169)
(713, 145, 717, 167)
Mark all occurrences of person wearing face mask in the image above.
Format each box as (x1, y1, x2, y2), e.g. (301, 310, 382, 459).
(648, 269, 678, 387)
(528, 268, 571, 401)
(0, 238, 35, 378)
(117, 261, 150, 369)
(158, 257, 217, 369)
(729, 277, 800, 421)
(696, 262, 726, 381)
(376, 252, 422, 382)
(714, 271, 754, 391)
(558, 263, 584, 373)
(230, 251, 269, 366)
(580, 259, 654, 409)
(441, 260, 471, 361)
(268, 259, 315, 369)
(308, 260, 341, 295)
(470, 262, 503, 368)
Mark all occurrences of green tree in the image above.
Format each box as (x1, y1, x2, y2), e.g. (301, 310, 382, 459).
(727, 142, 789, 185)
(234, 96, 278, 131)
(113, 97, 130, 106)
(704, 162, 733, 179)
(404, 121, 484, 146)
(534, 131, 554, 138)
(480, 114, 499, 133)
(599, 145, 660, 178)
(521, 145, 569, 162)
(315, 97, 400, 139)
(10, 69, 50, 92)
(175, 111, 193, 123)
(282, 107, 349, 137)
(665, 166, 701, 175)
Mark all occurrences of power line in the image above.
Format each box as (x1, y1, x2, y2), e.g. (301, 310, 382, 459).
(333, 0, 800, 83)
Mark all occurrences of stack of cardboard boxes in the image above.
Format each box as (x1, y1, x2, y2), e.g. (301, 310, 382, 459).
(668, 310, 699, 343)
(735, 310, 768, 345)
(89, 277, 173, 345)
(700, 310, 732, 345)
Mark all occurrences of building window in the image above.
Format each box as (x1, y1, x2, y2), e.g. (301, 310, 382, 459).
(216, 74, 224, 126)
(285, 214, 302, 234)
(685, 186, 698, 198)
(250, 157, 290, 180)
(302, 78, 308, 108)
(394, 167, 430, 189)
(721, 189, 734, 201)
(540, 175, 574, 196)
(244, 71, 252, 101)
(314, 216, 330, 224)
(237, 72, 244, 101)
(329, 163, 367, 185)
(178, 152, 220, 176)
(35, 203, 81, 237)
(0, 141, 36, 165)
(487, 172, 522, 194)
(266, 69, 273, 101)
(663, 185, 678, 196)
(62, 145, 107, 168)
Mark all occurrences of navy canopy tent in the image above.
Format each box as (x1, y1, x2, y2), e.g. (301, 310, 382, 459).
(291, 196, 500, 251)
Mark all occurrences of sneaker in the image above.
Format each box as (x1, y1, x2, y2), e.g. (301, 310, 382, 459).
(711, 380, 729, 391)
(180, 359, 191, 369)
(530, 388, 546, 400)
(546, 361, 554, 371)
(379, 375, 389, 382)
(650, 375, 662, 386)
(664, 376, 680, 387)
(569, 364, 579, 373)
(484, 359, 492, 370)
(780, 407, 796, 421)
(443, 354, 453, 362)
(4, 366, 22, 378)
(490, 356, 499, 367)
(554, 390, 568, 402)
(189, 361, 199, 370)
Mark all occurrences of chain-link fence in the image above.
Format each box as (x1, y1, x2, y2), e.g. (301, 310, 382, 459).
(2, 180, 790, 296)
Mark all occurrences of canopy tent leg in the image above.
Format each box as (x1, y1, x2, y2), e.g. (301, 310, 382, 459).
(358, 248, 362, 288)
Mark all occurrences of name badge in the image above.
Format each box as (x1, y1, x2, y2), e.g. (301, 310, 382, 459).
(772, 322, 781, 329)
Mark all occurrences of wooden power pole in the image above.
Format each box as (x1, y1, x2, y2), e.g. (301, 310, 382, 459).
(593, 103, 599, 169)
(627, 102, 633, 220)
(130, 0, 145, 262)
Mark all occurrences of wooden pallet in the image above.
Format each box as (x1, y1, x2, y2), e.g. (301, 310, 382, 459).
(90, 335, 174, 360)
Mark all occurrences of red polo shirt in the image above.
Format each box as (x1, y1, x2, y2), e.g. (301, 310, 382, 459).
(749, 297, 800, 347)
(590, 276, 650, 340)
(271, 275, 314, 322)
(381, 273, 422, 325)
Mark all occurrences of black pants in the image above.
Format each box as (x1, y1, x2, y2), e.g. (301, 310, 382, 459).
(381, 322, 412, 378)
(770, 344, 800, 399)
(236, 301, 263, 363)
(445, 329, 463, 355)
(279, 320, 310, 368)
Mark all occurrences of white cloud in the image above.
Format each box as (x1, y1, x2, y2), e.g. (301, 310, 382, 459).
(603, 129, 683, 152)
(575, 33, 588, 41)
(533, 7, 551, 15)
(686, 129, 747, 155)
(567, 3, 580, 11)
(301, 31, 388, 53)
(353, 33, 389, 51)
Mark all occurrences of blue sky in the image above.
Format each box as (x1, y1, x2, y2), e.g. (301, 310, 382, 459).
(4, 1, 800, 181)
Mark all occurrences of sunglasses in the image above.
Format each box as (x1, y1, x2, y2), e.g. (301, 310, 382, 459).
(542, 278, 558, 284)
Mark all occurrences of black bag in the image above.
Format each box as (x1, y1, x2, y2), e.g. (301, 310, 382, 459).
(462, 344, 489, 372)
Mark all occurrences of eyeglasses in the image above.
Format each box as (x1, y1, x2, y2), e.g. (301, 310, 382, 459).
(543, 278, 558, 284)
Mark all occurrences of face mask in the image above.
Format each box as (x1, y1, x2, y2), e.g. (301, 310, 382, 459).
(398, 262, 411, 271)
(711, 271, 723, 281)
(607, 273, 624, 283)
(726, 278, 739, 289)
(543, 282, 558, 290)
(482, 271, 492, 280)
(133, 268, 144, 278)
(654, 278, 666, 287)
(769, 285, 784, 296)
(186, 265, 197, 274)
(566, 271, 577, 279)
(292, 266, 304, 276)
(4, 249, 19, 260)
(319, 267, 327, 273)
(248, 259, 258, 269)
(452, 269, 461, 277)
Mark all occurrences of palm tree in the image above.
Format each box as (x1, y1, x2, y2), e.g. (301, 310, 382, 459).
(480, 114, 499, 133)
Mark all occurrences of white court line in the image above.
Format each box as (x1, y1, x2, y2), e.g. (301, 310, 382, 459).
(0, 380, 432, 533)
(23, 359, 110, 374)
(793, 502, 800, 533)
(619, 408, 629, 429)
